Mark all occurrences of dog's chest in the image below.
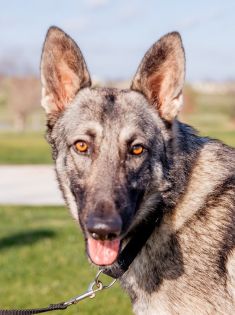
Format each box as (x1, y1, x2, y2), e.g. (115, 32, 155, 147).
(120, 270, 218, 315)
(118, 218, 234, 315)
(120, 272, 174, 315)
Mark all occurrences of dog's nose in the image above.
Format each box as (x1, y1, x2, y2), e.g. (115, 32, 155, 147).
(86, 214, 122, 241)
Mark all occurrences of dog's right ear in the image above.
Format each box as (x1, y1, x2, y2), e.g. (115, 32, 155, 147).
(40, 26, 91, 114)
(131, 32, 185, 122)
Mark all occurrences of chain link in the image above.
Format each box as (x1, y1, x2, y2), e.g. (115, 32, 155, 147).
(63, 269, 116, 306)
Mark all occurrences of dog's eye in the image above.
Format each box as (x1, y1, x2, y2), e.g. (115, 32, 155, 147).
(74, 141, 89, 153)
(130, 144, 144, 156)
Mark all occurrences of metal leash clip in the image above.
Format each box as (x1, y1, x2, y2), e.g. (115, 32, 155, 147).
(64, 269, 117, 306)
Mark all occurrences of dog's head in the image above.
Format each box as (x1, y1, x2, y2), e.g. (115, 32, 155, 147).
(40, 27, 185, 266)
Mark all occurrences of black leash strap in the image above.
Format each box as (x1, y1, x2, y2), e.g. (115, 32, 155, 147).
(0, 302, 68, 315)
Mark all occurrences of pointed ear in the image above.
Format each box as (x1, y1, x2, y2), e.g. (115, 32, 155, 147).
(131, 32, 185, 122)
(40, 26, 91, 114)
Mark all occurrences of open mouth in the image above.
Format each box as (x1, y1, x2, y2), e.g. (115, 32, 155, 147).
(84, 191, 145, 266)
(87, 236, 121, 266)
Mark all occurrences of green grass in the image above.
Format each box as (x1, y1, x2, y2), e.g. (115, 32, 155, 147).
(0, 206, 132, 315)
(0, 132, 52, 164)
(180, 92, 235, 147)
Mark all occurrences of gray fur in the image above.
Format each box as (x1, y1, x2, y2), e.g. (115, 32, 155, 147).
(40, 27, 235, 314)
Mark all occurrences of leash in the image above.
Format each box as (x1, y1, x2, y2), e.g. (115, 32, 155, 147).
(0, 202, 164, 314)
(0, 270, 116, 315)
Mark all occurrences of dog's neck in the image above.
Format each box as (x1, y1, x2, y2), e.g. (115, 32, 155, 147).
(161, 121, 207, 207)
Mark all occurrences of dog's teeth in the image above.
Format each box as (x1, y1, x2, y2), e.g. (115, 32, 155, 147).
(92, 232, 99, 240)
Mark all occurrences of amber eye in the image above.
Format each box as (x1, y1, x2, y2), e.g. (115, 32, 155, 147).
(74, 141, 89, 153)
(130, 144, 144, 156)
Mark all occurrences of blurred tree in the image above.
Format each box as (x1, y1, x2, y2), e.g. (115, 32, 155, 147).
(0, 76, 8, 115)
(183, 84, 197, 115)
(231, 91, 235, 125)
(6, 76, 40, 131)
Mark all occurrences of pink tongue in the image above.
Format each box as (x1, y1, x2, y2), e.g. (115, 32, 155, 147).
(87, 237, 120, 266)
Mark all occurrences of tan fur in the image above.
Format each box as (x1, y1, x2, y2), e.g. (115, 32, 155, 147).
(168, 143, 230, 231)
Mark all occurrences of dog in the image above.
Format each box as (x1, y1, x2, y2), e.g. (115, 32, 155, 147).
(40, 26, 235, 314)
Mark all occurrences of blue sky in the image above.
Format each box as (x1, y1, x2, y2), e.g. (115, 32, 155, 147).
(0, 0, 235, 81)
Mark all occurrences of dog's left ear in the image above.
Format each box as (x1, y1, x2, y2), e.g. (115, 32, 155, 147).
(40, 26, 91, 114)
(131, 32, 185, 122)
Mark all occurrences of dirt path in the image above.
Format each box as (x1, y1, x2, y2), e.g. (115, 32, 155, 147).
(0, 165, 64, 205)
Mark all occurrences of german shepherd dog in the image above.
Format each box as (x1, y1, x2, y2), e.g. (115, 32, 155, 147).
(40, 27, 235, 314)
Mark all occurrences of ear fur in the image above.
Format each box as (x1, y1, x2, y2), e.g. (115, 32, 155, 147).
(131, 32, 185, 122)
(40, 26, 91, 114)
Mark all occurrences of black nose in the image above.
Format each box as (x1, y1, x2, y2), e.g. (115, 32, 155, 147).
(86, 214, 122, 241)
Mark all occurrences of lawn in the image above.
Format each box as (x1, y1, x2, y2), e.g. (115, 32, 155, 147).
(180, 92, 235, 146)
(0, 132, 51, 164)
(0, 206, 132, 315)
